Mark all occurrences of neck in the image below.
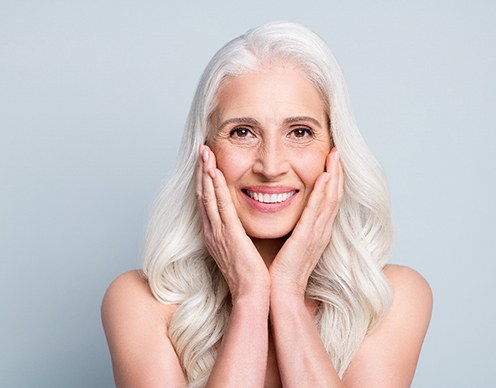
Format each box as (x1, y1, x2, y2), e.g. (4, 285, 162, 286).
(251, 237, 287, 267)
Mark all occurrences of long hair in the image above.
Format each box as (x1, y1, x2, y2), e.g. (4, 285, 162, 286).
(143, 21, 393, 387)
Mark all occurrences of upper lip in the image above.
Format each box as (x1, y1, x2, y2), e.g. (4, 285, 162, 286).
(242, 185, 299, 194)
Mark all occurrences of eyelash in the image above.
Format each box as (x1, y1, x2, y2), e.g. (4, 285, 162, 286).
(227, 126, 315, 141)
(229, 127, 254, 138)
(289, 127, 314, 139)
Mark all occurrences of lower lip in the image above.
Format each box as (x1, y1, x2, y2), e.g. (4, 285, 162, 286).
(242, 191, 298, 213)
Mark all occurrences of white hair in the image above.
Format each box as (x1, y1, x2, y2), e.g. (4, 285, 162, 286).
(143, 21, 393, 387)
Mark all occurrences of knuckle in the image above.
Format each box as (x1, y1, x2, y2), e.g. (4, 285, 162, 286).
(201, 195, 211, 206)
(212, 226, 225, 241)
(328, 198, 339, 208)
(216, 199, 227, 212)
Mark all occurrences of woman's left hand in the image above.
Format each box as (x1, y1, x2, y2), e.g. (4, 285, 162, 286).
(269, 147, 344, 298)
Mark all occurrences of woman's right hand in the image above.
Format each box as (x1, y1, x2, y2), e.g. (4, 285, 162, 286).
(196, 145, 270, 301)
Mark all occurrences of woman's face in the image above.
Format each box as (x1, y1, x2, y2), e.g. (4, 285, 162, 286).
(209, 64, 331, 239)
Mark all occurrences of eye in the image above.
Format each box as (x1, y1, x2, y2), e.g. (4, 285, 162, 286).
(229, 127, 255, 138)
(289, 127, 314, 139)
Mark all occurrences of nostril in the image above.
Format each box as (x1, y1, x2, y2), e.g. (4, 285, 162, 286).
(252, 152, 290, 179)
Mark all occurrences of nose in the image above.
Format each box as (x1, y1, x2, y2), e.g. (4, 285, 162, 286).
(252, 137, 290, 180)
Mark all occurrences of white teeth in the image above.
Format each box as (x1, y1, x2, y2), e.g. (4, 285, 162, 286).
(246, 190, 296, 204)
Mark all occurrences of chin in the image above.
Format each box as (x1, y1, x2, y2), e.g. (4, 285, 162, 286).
(247, 231, 289, 240)
(239, 211, 301, 240)
(243, 224, 294, 240)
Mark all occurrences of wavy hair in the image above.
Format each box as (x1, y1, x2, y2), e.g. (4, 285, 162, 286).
(143, 21, 393, 387)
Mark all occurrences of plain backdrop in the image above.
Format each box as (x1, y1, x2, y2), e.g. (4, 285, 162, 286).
(1, 1, 495, 387)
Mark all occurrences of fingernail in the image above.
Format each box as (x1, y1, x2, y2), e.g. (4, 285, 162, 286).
(333, 149, 340, 160)
(198, 144, 204, 154)
(202, 148, 209, 162)
(208, 168, 216, 178)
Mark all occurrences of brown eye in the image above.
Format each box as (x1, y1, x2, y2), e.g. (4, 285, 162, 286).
(290, 128, 313, 138)
(229, 127, 254, 138)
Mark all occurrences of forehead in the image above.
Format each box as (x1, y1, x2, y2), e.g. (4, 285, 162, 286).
(212, 65, 327, 124)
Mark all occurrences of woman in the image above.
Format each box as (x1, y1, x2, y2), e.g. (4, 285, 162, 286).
(102, 21, 432, 387)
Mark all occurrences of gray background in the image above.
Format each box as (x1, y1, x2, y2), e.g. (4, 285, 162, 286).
(1, 0, 494, 387)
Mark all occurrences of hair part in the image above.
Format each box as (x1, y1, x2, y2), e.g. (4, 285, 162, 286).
(143, 21, 393, 386)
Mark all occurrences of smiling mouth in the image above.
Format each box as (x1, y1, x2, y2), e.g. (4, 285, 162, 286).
(243, 189, 297, 204)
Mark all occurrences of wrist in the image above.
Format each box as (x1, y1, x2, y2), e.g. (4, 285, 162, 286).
(232, 288, 271, 315)
(227, 265, 271, 303)
(269, 259, 312, 299)
(270, 287, 306, 307)
(269, 273, 307, 301)
(232, 275, 271, 307)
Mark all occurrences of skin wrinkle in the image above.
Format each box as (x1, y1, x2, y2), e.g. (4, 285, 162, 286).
(217, 116, 323, 132)
(212, 119, 329, 156)
(209, 64, 331, 246)
(102, 23, 431, 388)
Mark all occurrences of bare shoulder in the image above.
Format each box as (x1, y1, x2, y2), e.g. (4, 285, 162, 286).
(343, 264, 433, 387)
(102, 270, 174, 323)
(383, 264, 433, 318)
(379, 264, 433, 348)
(102, 270, 151, 306)
(383, 263, 430, 287)
(101, 270, 186, 387)
(383, 264, 432, 292)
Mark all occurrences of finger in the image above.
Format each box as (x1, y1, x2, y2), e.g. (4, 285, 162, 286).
(206, 148, 244, 229)
(316, 149, 342, 239)
(201, 146, 221, 226)
(297, 150, 341, 235)
(337, 153, 344, 201)
(196, 145, 213, 232)
(325, 147, 335, 173)
(210, 166, 243, 229)
(307, 172, 329, 209)
(195, 144, 205, 200)
(325, 148, 342, 209)
(293, 172, 329, 232)
(195, 145, 203, 198)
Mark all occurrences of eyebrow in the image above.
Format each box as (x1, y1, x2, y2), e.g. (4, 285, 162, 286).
(284, 116, 322, 128)
(217, 116, 322, 131)
(217, 117, 261, 131)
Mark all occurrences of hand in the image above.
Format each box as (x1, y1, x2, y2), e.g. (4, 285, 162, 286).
(269, 148, 344, 298)
(196, 145, 270, 301)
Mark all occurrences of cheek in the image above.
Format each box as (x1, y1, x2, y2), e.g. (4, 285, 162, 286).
(214, 148, 247, 185)
(296, 152, 327, 185)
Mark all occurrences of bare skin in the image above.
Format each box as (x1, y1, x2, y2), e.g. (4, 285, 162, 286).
(101, 65, 432, 387)
(102, 265, 431, 388)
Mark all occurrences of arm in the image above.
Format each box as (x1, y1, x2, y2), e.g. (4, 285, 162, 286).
(270, 265, 432, 388)
(269, 149, 432, 387)
(102, 146, 269, 388)
(101, 269, 270, 388)
(206, 292, 269, 387)
(101, 270, 187, 388)
(198, 145, 270, 387)
(343, 265, 432, 387)
(269, 148, 345, 387)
